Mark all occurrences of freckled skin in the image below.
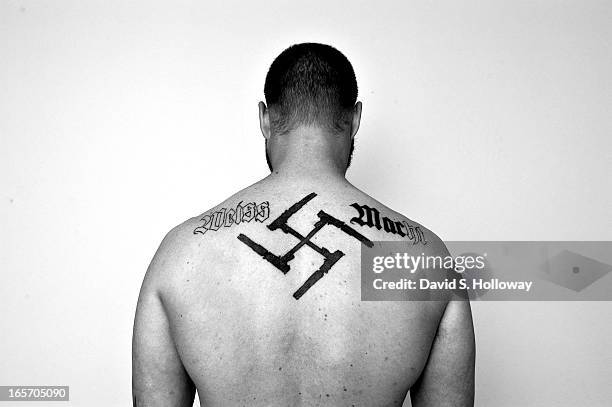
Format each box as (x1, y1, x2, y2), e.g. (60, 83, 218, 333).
(133, 179, 474, 406)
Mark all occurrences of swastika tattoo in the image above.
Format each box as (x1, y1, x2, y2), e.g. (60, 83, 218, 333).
(237, 193, 374, 300)
(349, 203, 427, 245)
(194, 201, 270, 235)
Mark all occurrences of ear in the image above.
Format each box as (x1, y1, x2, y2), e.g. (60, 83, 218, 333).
(258, 101, 271, 140)
(350, 101, 362, 139)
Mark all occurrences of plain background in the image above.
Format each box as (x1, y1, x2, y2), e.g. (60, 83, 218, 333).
(1, 1, 611, 406)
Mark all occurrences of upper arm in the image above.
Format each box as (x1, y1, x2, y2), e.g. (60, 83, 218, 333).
(410, 299, 475, 407)
(132, 230, 196, 407)
(409, 233, 476, 406)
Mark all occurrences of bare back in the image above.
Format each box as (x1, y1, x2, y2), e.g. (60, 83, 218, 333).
(133, 178, 474, 407)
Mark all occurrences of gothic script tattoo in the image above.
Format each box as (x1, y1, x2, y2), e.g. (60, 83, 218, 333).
(349, 203, 427, 245)
(237, 193, 374, 300)
(193, 201, 270, 235)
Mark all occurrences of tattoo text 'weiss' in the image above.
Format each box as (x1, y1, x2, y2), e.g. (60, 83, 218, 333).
(193, 201, 270, 235)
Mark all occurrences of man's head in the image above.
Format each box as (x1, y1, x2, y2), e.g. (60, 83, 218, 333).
(259, 43, 362, 172)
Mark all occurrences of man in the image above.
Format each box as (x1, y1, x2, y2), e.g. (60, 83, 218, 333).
(132, 43, 475, 406)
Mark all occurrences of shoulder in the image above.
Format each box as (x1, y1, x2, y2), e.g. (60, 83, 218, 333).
(344, 192, 447, 254)
(141, 216, 202, 288)
(142, 190, 272, 285)
(343, 190, 457, 289)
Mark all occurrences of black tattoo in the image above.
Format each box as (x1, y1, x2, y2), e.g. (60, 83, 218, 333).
(349, 203, 427, 244)
(193, 201, 270, 235)
(237, 193, 373, 300)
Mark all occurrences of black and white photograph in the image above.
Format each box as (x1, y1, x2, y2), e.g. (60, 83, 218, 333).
(1, 1, 611, 406)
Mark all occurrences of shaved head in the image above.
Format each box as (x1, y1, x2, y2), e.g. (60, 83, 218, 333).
(264, 43, 358, 136)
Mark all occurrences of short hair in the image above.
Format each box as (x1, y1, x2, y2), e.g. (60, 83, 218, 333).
(264, 43, 358, 136)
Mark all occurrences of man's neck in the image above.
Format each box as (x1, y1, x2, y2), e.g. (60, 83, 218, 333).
(266, 127, 350, 182)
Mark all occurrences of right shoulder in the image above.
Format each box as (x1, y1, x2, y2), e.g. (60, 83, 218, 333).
(146, 192, 273, 273)
(140, 216, 203, 288)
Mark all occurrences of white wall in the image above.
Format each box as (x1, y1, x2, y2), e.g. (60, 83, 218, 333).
(1, 1, 611, 406)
